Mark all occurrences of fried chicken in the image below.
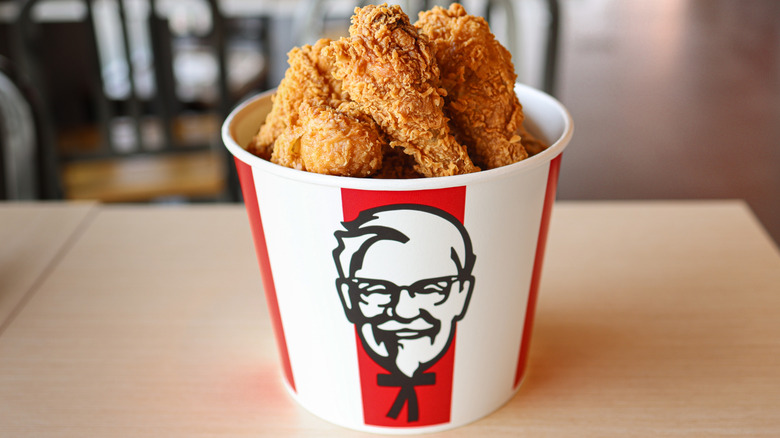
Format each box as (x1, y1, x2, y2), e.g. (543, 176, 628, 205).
(416, 3, 545, 169)
(325, 4, 478, 177)
(248, 39, 333, 159)
(247, 3, 544, 177)
(276, 102, 384, 176)
(373, 146, 424, 179)
(249, 38, 385, 176)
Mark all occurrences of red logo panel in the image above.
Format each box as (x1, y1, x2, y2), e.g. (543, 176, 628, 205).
(340, 187, 467, 427)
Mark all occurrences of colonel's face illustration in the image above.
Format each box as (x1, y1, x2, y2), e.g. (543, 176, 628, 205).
(334, 205, 476, 379)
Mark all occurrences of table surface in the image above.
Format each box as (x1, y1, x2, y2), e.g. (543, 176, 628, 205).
(0, 202, 96, 328)
(1, 200, 778, 437)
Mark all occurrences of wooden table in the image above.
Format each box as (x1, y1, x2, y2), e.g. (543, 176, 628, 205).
(0, 202, 96, 327)
(1, 200, 778, 437)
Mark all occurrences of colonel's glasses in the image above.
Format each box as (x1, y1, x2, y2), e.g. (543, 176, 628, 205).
(345, 276, 463, 308)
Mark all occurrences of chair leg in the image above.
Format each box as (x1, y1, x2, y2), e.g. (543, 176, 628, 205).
(542, 0, 561, 96)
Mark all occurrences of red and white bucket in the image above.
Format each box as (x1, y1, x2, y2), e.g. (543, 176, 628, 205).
(222, 83, 573, 434)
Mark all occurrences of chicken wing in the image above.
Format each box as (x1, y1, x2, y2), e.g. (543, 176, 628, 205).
(325, 4, 478, 177)
(250, 39, 385, 176)
(247, 38, 343, 160)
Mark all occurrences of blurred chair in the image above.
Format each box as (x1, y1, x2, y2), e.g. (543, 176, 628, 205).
(479, 0, 560, 96)
(292, 0, 560, 96)
(11, 0, 269, 202)
(0, 55, 60, 199)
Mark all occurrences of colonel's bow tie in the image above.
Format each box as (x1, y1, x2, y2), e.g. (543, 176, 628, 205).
(377, 371, 436, 422)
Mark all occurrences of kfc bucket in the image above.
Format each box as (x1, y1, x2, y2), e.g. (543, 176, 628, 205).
(222, 83, 573, 434)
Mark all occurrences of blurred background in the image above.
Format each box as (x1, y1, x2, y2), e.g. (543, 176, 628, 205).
(1, 0, 778, 244)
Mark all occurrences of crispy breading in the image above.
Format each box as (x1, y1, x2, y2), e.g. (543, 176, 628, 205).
(373, 146, 424, 179)
(416, 3, 544, 169)
(248, 39, 343, 160)
(271, 102, 384, 176)
(325, 4, 479, 177)
(249, 39, 384, 176)
(247, 3, 545, 177)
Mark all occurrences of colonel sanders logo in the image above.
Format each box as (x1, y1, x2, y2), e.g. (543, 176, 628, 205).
(333, 204, 476, 423)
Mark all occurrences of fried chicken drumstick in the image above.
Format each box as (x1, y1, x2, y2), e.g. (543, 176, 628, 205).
(325, 4, 478, 177)
(416, 3, 544, 169)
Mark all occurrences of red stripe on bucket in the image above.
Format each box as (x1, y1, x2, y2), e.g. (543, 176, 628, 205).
(235, 157, 296, 392)
(514, 154, 563, 388)
(341, 187, 466, 427)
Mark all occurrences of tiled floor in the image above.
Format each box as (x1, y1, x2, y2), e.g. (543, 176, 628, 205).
(554, 0, 780, 244)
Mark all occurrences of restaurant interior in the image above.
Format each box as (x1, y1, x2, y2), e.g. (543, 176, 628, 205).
(1, 0, 778, 244)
